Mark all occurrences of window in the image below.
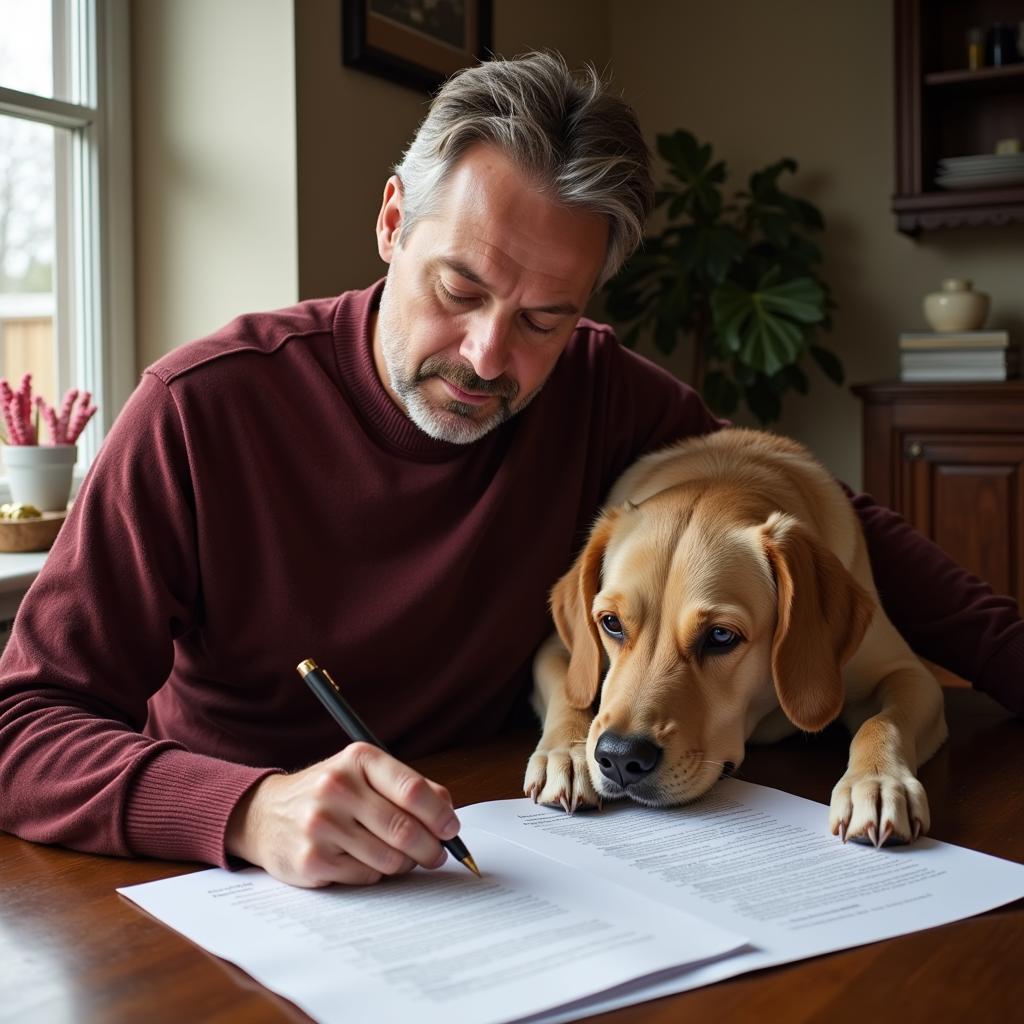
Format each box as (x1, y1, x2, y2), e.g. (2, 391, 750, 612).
(0, 0, 132, 485)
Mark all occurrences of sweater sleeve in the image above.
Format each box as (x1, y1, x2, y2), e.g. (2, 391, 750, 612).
(0, 373, 278, 866)
(846, 488, 1024, 715)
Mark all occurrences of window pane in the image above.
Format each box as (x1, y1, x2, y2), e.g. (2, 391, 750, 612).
(0, 113, 59, 430)
(0, 0, 55, 99)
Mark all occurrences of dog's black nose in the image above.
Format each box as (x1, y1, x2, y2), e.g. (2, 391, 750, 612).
(594, 732, 662, 788)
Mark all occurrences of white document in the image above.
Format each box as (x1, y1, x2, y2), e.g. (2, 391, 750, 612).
(119, 779, 1024, 1024)
(118, 828, 745, 1024)
(461, 778, 1024, 1022)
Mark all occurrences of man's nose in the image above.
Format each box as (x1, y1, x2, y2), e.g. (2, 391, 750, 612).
(459, 314, 511, 382)
(594, 732, 662, 789)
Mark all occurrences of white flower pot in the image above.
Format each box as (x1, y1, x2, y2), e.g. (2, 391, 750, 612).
(2, 444, 77, 511)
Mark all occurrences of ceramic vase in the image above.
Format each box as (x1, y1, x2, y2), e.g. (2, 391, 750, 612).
(922, 279, 990, 332)
(2, 444, 77, 511)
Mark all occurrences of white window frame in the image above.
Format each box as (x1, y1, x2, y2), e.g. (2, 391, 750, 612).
(0, 0, 134, 496)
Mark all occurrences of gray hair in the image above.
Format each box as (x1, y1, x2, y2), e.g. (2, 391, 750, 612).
(393, 51, 653, 288)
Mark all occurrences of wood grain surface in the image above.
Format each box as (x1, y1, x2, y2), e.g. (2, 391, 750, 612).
(1, 687, 1021, 1023)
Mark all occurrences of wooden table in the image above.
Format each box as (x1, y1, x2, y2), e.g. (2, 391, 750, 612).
(2, 687, 1022, 1023)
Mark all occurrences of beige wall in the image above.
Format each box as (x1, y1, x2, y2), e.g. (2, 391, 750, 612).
(133, 1, 1022, 487)
(294, 0, 610, 300)
(134, 0, 610, 363)
(132, 0, 298, 369)
(607, 0, 1024, 486)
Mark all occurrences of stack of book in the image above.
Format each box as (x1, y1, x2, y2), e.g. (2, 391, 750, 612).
(898, 330, 1018, 382)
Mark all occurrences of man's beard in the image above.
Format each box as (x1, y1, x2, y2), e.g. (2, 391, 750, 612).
(377, 283, 542, 444)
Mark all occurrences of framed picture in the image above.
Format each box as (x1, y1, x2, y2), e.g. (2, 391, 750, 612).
(342, 0, 493, 93)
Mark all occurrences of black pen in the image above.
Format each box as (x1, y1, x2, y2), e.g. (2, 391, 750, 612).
(296, 658, 481, 878)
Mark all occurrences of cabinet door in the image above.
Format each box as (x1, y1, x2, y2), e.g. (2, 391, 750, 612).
(901, 434, 1024, 603)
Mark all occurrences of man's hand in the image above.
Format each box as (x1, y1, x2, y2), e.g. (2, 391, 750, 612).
(225, 742, 461, 887)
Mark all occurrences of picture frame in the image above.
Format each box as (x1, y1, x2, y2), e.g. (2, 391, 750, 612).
(342, 0, 493, 93)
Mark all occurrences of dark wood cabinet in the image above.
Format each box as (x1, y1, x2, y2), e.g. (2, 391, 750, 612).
(893, 0, 1024, 233)
(853, 380, 1024, 607)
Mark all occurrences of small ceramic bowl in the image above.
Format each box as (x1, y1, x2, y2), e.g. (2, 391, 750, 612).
(0, 510, 67, 552)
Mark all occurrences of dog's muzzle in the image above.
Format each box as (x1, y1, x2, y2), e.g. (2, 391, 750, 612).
(594, 732, 663, 789)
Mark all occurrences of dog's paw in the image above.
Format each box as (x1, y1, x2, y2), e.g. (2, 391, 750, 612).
(524, 743, 599, 813)
(829, 768, 929, 847)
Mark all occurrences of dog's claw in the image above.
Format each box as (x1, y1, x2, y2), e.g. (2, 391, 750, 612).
(559, 795, 570, 814)
(867, 823, 878, 848)
(839, 821, 847, 843)
(570, 792, 579, 815)
(879, 822, 893, 847)
(913, 818, 922, 841)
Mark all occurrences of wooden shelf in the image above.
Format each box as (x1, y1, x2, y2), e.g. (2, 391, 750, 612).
(892, 183, 1024, 231)
(894, 0, 1024, 235)
(925, 63, 1024, 90)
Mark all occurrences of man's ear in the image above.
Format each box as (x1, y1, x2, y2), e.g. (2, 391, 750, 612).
(550, 511, 619, 710)
(375, 175, 404, 263)
(760, 512, 874, 732)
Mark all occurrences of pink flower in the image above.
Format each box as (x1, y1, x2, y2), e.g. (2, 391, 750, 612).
(1, 379, 96, 446)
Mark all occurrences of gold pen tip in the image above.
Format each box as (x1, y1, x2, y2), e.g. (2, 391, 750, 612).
(297, 658, 317, 678)
(462, 855, 481, 878)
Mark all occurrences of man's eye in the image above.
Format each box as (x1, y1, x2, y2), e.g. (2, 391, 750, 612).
(439, 282, 474, 305)
(523, 315, 557, 336)
(600, 614, 625, 641)
(703, 627, 740, 653)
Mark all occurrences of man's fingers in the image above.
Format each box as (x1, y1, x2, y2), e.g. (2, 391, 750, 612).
(311, 810, 422, 876)
(350, 788, 450, 869)
(320, 849, 386, 887)
(234, 744, 460, 887)
(347, 743, 461, 843)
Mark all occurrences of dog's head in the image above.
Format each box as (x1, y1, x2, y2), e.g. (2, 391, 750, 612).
(551, 486, 873, 807)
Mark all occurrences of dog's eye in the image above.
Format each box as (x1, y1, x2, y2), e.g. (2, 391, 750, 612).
(599, 614, 625, 641)
(704, 626, 740, 653)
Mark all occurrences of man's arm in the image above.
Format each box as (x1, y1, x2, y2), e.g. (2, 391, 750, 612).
(849, 488, 1024, 715)
(0, 373, 462, 882)
(0, 374, 273, 864)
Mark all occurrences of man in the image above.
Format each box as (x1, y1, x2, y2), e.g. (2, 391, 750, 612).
(0, 53, 1020, 889)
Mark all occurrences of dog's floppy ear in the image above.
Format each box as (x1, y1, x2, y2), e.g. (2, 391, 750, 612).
(550, 510, 619, 710)
(759, 512, 874, 732)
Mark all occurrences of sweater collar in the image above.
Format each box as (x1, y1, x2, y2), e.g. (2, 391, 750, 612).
(332, 279, 475, 462)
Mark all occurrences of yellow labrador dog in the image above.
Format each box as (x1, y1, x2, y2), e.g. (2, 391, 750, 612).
(525, 428, 947, 847)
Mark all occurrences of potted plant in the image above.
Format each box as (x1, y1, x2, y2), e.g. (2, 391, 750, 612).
(1, 374, 96, 511)
(603, 130, 843, 423)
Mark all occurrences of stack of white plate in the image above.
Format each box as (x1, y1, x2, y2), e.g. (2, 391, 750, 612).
(936, 152, 1024, 190)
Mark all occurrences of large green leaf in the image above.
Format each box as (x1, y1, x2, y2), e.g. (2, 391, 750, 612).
(758, 276, 826, 324)
(710, 275, 824, 376)
(742, 315, 805, 376)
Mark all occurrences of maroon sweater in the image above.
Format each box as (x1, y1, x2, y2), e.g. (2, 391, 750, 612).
(1, 282, 1021, 868)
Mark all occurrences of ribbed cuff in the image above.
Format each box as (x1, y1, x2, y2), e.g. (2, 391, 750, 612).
(976, 628, 1024, 717)
(123, 747, 281, 867)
